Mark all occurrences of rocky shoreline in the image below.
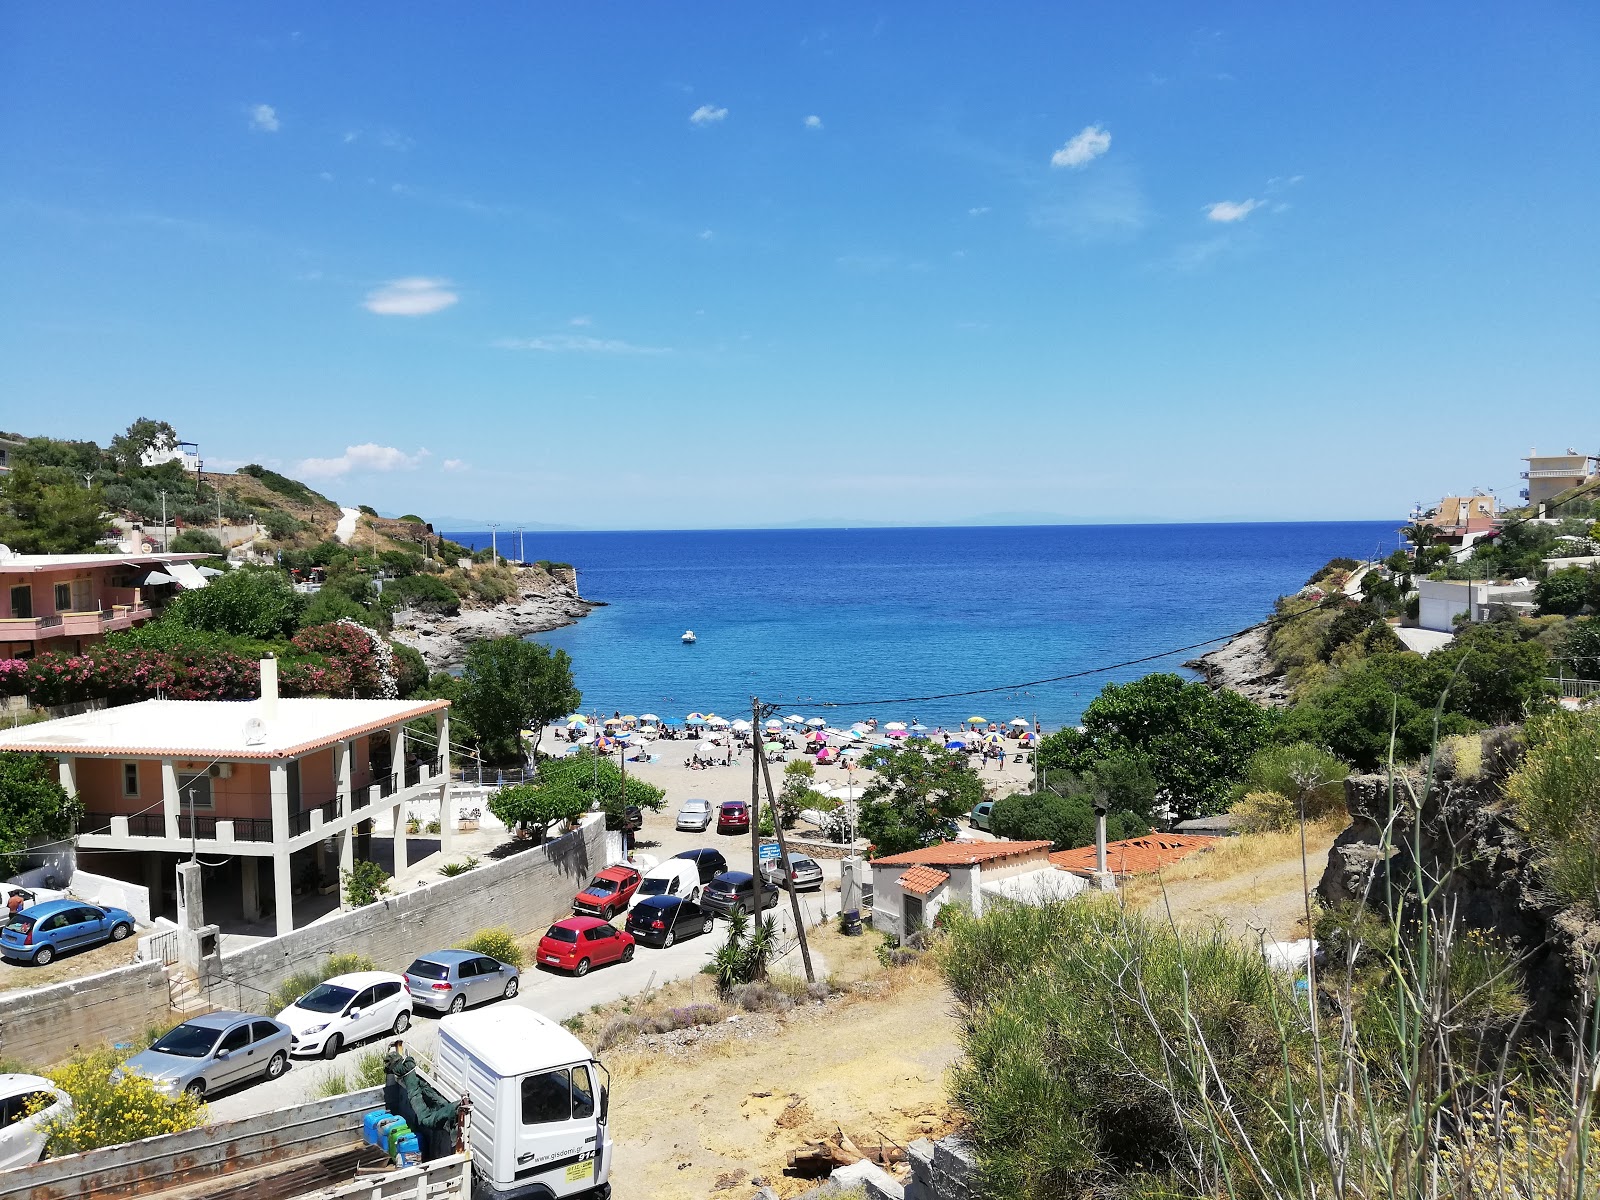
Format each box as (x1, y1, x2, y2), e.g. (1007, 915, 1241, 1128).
(389, 565, 600, 669)
(1185, 626, 1293, 707)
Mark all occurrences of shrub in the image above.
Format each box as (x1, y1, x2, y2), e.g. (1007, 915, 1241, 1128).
(1507, 710, 1600, 907)
(342, 861, 391, 908)
(312, 1047, 388, 1099)
(1230, 742, 1349, 829)
(169, 529, 224, 555)
(437, 857, 478, 878)
(40, 1045, 206, 1155)
(381, 573, 460, 616)
(457, 927, 525, 968)
(1535, 566, 1594, 616)
(265, 952, 377, 1014)
(710, 907, 779, 994)
(1229, 789, 1294, 833)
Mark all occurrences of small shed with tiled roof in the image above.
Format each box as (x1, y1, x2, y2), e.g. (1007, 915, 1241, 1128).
(869, 839, 1053, 940)
(1049, 833, 1217, 880)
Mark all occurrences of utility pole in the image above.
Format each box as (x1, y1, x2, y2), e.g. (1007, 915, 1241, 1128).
(487, 523, 500, 563)
(216, 489, 225, 548)
(518, 527, 525, 564)
(755, 697, 815, 983)
(749, 699, 762, 894)
(159, 492, 168, 552)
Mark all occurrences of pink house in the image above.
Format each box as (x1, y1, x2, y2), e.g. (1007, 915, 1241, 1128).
(0, 550, 212, 659)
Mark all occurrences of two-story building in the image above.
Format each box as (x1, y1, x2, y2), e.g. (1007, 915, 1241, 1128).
(0, 658, 452, 936)
(1522, 448, 1600, 508)
(0, 549, 212, 659)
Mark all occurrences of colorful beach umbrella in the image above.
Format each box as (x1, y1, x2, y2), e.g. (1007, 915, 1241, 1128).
(967, 716, 987, 725)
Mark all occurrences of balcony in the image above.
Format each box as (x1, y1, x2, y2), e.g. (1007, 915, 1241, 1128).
(0, 605, 152, 642)
(1522, 469, 1592, 479)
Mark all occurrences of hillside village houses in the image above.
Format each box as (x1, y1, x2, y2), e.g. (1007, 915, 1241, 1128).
(1521, 447, 1600, 508)
(0, 658, 453, 938)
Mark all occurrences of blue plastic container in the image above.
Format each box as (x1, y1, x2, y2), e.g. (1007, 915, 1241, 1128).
(365, 1112, 403, 1149)
(384, 1120, 412, 1159)
(394, 1131, 420, 1167)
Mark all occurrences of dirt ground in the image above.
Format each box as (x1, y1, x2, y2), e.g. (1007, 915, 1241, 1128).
(601, 928, 961, 1199)
(0, 933, 141, 992)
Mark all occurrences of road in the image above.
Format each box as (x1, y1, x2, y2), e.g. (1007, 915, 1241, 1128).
(333, 506, 361, 545)
(209, 813, 843, 1119)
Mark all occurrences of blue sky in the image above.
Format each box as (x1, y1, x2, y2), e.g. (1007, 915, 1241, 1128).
(2, 4, 1597, 529)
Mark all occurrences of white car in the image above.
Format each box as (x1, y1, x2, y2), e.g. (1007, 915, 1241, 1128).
(0, 1073, 73, 1169)
(275, 971, 411, 1059)
(675, 799, 713, 832)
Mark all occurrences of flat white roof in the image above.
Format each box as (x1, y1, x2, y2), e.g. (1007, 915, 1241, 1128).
(0, 697, 448, 760)
(438, 1006, 592, 1076)
(0, 551, 210, 574)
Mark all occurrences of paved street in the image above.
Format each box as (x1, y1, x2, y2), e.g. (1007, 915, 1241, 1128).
(208, 801, 843, 1120)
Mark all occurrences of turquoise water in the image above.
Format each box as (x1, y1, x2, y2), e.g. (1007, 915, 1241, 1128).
(444, 523, 1397, 730)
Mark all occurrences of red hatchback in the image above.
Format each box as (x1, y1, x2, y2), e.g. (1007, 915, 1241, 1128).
(717, 800, 750, 835)
(571, 865, 642, 919)
(536, 917, 636, 977)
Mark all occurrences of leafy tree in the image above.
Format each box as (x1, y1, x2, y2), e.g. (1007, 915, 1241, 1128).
(990, 790, 1147, 850)
(1083, 752, 1158, 822)
(858, 745, 985, 855)
(391, 643, 428, 698)
(162, 566, 305, 640)
(0, 462, 108, 553)
(300, 588, 374, 630)
(380, 573, 460, 615)
(1039, 674, 1274, 820)
(1226, 742, 1349, 831)
(108, 417, 179, 474)
(1536, 566, 1594, 616)
(342, 860, 391, 906)
(777, 758, 830, 829)
(168, 529, 224, 555)
(1557, 617, 1600, 679)
(0, 753, 83, 876)
(489, 753, 663, 834)
(457, 637, 580, 763)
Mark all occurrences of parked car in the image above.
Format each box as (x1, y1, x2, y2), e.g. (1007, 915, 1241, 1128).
(626, 858, 704, 911)
(699, 871, 781, 918)
(571, 865, 642, 919)
(0, 899, 135, 966)
(675, 798, 714, 832)
(672, 847, 730, 885)
(716, 800, 750, 835)
(403, 949, 520, 1015)
(276, 970, 411, 1059)
(116, 1012, 291, 1099)
(969, 801, 995, 832)
(536, 916, 636, 976)
(760, 853, 824, 892)
(625, 896, 718, 947)
(0, 1073, 73, 1170)
(617, 804, 644, 832)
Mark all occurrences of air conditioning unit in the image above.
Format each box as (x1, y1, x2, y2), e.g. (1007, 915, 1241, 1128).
(209, 763, 233, 779)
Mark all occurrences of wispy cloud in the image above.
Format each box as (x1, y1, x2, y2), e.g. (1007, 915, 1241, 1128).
(298, 444, 430, 479)
(1030, 164, 1148, 242)
(698, 229, 714, 240)
(442, 458, 468, 472)
(378, 129, 414, 151)
(248, 104, 280, 133)
(362, 277, 459, 316)
(967, 206, 991, 216)
(1051, 125, 1111, 168)
(496, 334, 669, 355)
(689, 104, 728, 125)
(803, 114, 823, 130)
(569, 315, 592, 327)
(1205, 198, 1262, 223)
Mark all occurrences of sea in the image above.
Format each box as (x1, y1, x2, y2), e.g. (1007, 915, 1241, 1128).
(442, 522, 1398, 732)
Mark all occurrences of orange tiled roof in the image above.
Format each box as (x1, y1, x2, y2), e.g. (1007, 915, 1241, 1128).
(872, 839, 1053, 867)
(897, 865, 951, 896)
(1050, 834, 1218, 876)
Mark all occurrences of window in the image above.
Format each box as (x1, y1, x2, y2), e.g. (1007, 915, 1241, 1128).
(54, 583, 71, 611)
(177, 773, 213, 811)
(585, 926, 612, 942)
(570, 1065, 595, 1119)
(217, 1024, 252, 1055)
(41, 913, 68, 932)
(520, 1069, 581, 1125)
(9, 586, 31, 619)
(69, 908, 100, 925)
(123, 763, 140, 798)
(350, 986, 378, 1012)
(373, 981, 402, 1001)
(250, 1020, 280, 1042)
(474, 957, 500, 975)
(0, 1091, 56, 1128)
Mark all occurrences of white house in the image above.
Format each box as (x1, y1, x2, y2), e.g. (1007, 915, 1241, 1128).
(1416, 578, 1537, 633)
(869, 839, 1054, 940)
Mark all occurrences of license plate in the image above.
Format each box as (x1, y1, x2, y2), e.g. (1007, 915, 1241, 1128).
(544, 955, 561, 963)
(564, 1161, 594, 1183)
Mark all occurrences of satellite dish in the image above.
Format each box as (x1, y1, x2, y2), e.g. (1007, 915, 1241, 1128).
(242, 717, 268, 747)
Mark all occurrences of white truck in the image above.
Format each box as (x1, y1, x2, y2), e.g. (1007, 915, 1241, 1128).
(1, 1007, 613, 1200)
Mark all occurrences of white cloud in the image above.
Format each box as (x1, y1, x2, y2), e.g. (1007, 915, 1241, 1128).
(496, 334, 669, 355)
(362, 277, 459, 316)
(698, 228, 714, 240)
(689, 104, 728, 125)
(967, 206, 991, 216)
(249, 104, 280, 133)
(318, 171, 334, 182)
(378, 129, 414, 151)
(803, 114, 823, 130)
(569, 315, 592, 326)
(442, 458, 467, 472)
(1205, 198, 1262, 223)
(1050, 125, 1111, 169)
(298, 444, 430, 479)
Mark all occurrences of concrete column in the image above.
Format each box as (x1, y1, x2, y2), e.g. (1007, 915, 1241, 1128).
(175, 860, 204, 931)
(57, 756, 77, 796)
(337, 829, 354, 907)
(393, 801, 409, 876)
(269, 763, 294, 936)
(335, 739, 352, 813)
(241, 856, 262, 922)
(161, 758, 181, 840)
(437, 710, 453, 854)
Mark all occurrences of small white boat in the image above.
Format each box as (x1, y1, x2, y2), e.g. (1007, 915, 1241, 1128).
(681, 630, 697, 644)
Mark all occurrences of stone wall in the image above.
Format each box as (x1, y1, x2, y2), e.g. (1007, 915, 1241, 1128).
(205, 815, 604, 1008)
(0, 960, 170, 1067)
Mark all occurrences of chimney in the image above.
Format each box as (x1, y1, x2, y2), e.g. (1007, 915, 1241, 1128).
(260, 655, 279, 719)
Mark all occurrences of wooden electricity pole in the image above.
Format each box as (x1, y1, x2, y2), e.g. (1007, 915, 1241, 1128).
(753, 697, 815, 983)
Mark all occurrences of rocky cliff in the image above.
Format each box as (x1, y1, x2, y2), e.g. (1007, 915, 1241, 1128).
(1318, 730, 1599, 1035)
(389, 563, 598, 668)
(1186, 627, 1293, 707)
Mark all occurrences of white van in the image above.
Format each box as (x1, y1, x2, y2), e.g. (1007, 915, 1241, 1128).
(433, 1007, 612, 1199)
(625, 858, 700, 910)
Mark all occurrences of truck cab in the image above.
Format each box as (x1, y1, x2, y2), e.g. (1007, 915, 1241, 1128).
(433, 1007, 612, 1199)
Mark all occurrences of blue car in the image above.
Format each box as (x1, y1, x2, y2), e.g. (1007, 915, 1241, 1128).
(0, 899, 136, 966)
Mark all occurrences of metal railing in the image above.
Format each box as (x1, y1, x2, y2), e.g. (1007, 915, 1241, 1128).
(129, 813, 167, 838)
(1549, 676, 1600, 700)
(289, 798, 339, 837)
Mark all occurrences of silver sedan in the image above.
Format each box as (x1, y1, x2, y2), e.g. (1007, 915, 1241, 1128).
(761, 853, 825, 892)
(675, 799, 713, 831)
(115, 1012, 291, 1099)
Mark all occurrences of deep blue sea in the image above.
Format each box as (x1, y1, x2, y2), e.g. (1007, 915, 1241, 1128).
(443, 523, 1398, 731)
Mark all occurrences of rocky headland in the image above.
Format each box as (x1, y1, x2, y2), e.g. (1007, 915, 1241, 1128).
(390, 564, 600, 668)
(1185, 626, 1293, 707)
